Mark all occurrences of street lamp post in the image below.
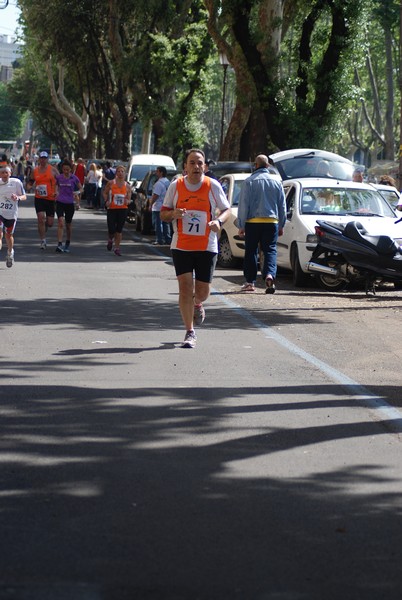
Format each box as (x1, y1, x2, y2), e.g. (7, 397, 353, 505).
(219, 51, 229, 159)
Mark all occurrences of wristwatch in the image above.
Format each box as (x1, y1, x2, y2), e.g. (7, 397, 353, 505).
(217, 219, 223, 227)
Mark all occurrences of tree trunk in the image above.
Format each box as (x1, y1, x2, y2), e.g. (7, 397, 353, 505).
(142, 122, 152, 153)
(384, 27, 395, 160)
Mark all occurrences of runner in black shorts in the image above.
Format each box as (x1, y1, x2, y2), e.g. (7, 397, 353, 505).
(54, 160, 82, 252)
(103, 165, 131, 256)
(34, 197, 56, 218)
(161, 149, 230, 348)
(27, 151, 59, 250)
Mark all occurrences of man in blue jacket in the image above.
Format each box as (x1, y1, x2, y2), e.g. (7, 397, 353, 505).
(237, 154, 286, 294)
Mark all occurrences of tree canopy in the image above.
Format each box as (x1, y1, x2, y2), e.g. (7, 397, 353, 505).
(7, 0, 401, 166)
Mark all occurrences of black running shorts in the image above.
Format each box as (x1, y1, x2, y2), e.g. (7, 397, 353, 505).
(171, 250, 217, 283)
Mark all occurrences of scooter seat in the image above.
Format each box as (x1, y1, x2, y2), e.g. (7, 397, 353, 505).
(344, 221, 398, 255)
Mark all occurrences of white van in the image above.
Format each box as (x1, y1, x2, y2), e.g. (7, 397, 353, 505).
(127, 154, 176, 189)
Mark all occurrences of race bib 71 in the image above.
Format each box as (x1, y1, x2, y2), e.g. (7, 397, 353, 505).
(182, 210, 207, 236)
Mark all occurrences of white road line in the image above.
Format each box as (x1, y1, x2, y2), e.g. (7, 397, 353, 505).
(214, 291, 402, 434)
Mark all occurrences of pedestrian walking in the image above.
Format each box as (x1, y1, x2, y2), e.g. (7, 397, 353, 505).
(237, 154, 286, 294)
(161, 148, 230, 348)
(0, 165, 26, 267)
(103, 165, 131, 256)
(26, 151, 59, 250)
(150, 166, 171, 245)
(55, 160, 82, 253)
(85, 163, 99, 209)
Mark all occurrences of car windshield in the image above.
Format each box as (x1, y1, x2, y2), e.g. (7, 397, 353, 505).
(220, 178, 244, 206)
(274, 155, 353, 181)
(300, 187, 396, 218)
(231, 181, 243, 206)
(129, 165, 156, 182)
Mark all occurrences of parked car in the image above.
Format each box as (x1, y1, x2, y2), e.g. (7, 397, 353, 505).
(217, 169, 281, 268)
(210, 161, 254, 179)
(217, 149, 402, 287)
(269, 148, 355, 181)
(276, 178, 402, 286)
(372, 183, 401, 210)
(131, 168, 178, 233)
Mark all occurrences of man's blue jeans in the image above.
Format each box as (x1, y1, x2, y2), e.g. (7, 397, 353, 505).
(152, 211, 171, 244)
(243, 221, 279, 284)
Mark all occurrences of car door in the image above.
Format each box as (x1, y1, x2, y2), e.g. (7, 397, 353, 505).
(276, 183, 297, 270)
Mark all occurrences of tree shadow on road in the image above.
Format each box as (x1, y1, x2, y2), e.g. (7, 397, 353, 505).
(0, 382, 402, 599)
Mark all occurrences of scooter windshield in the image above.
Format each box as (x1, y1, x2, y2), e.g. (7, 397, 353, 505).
(300, 187, 396, 218)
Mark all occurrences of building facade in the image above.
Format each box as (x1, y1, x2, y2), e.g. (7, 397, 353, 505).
(0, 34, 22, 82)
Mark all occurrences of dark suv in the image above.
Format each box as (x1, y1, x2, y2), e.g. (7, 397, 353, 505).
(130, 168, 178, 234)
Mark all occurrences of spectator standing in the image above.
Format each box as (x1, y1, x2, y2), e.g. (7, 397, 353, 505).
(27, 151, 59, 250)
(161, 148, 230, 348)
(0, 165, 26, 267)
(204, 160, 218, 180)
(94, 164, 103, 209)
(237, 154, 286, 294)
(24, 160, 33, 187)
(14, 156, 25, 182)
(378, 174, 397, 188)
(55, 160, 82, 253)
(103, 165, 131, 256)
(101, 162, 116, 209)
(85, 163, 99, 208)
(352, 168, 364, 183)
(74, 158, 86, 186)
(150, 166, 171, 245)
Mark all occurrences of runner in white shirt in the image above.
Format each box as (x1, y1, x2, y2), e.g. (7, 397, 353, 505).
(0, 165, 26, 267)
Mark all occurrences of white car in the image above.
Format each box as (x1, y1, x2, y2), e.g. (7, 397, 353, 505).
(277, 178, 402, 286)
(217, 150, 402, 286)
(372, 183, 401, 210)
(217, 170, 281, 268)
(269, 148, 355, 181)
(217, 148, 355, 268)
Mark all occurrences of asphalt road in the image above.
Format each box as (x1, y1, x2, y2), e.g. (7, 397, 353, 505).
(1, 198, 402, 600)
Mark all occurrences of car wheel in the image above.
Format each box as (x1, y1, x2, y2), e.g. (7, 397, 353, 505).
(291, 245, 311, 287)
(126, 202, 136, 225)
(217, 232, 239, 268)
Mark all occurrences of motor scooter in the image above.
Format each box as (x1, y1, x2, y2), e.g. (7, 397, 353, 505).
(307, 218, 402, 293)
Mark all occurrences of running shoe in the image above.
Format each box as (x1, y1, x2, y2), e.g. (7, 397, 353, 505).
(40, 240, 47, 250)
(107, 239, 113, 251)
(114, 248, 122, 256)
(63, 245, 70, 253)
(55, 244, 63, 253)
(181, 330, 197, 348)
(265, 276, 276, 294)
(6, 251, 14, 268)
(193, 303, 205, 326)
(241, 282, 255, 292)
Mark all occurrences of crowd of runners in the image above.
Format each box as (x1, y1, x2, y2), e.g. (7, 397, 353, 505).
(0, 152, 131, 264)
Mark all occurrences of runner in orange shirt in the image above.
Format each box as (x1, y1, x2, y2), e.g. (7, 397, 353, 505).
(161, 148, 230, 348)
(27, 151, 59, 250)
(103, 165, 131, 256)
